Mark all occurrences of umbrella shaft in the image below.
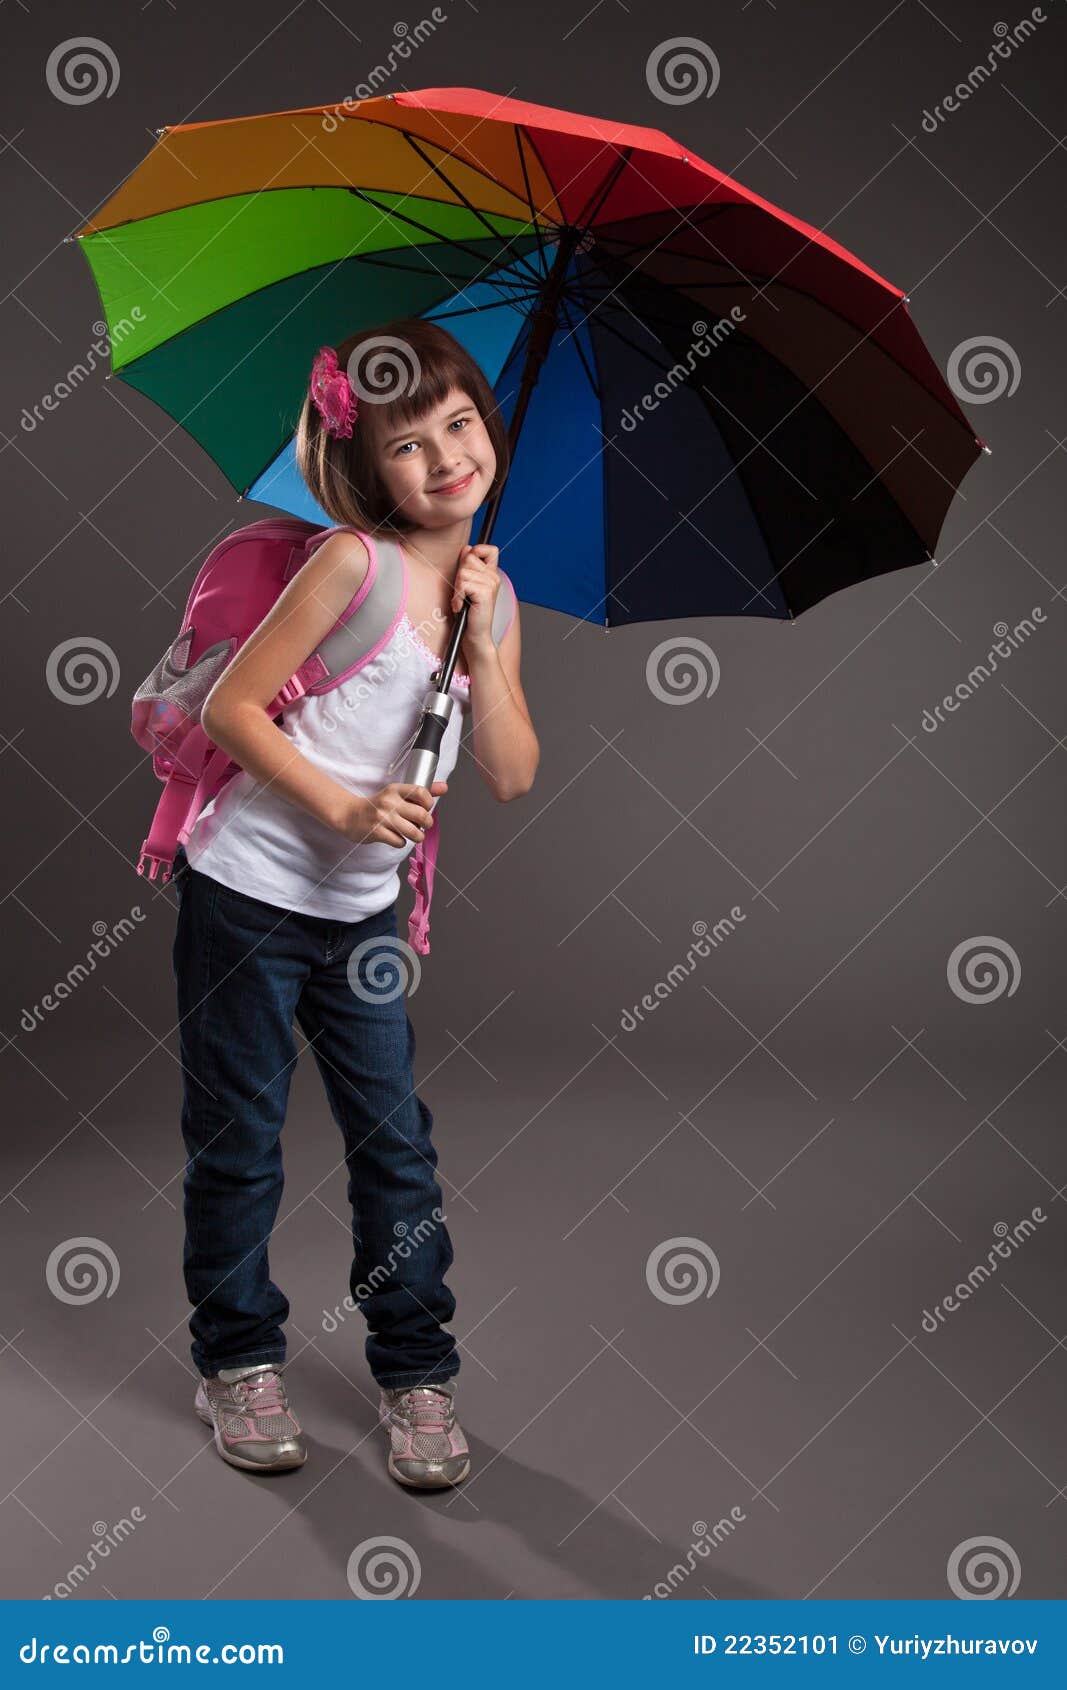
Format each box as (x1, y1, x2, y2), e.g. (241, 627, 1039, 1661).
(435, 225, 582, 692)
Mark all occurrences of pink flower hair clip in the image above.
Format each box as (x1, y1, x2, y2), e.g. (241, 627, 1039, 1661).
(309, 345, 358, 438)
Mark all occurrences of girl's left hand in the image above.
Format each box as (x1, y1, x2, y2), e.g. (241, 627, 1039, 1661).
(452, 543, 500, 659)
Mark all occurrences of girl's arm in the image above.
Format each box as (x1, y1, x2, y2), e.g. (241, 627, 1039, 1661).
(200, 533, 373, 834)
(463, 606, 539, 802)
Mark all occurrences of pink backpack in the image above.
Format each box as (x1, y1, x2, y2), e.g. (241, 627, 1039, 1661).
(130, 517, 515, 955)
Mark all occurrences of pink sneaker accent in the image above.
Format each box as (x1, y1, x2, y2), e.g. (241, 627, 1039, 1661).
(378, 1380, 470, 1488)
(194, 1363, 307, 1472)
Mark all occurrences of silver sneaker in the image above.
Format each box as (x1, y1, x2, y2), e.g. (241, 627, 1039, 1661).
(194, 1362, 307, 1472)
(378, 1379, 470, 1488)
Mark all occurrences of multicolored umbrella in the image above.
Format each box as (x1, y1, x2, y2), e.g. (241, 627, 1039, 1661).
(73, 85, 983, 638)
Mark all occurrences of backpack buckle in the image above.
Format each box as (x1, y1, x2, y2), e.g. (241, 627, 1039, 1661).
(273, 671, 309, 708)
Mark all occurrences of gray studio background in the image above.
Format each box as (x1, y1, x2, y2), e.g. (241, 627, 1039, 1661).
(2, 0, 1064, 1602)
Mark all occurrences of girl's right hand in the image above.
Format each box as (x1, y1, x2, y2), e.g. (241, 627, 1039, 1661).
(340, 780, 448, 847)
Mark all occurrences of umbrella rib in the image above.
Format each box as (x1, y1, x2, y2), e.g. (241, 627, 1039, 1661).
(570, 312, 787, 623)
(581, 258, 970, 445)
(595, 213, 780, 302)
(353, 248, 541, 304)
(583, 271, 765, 294)
(563, 263, 680, 361)
(351, 249, 518, 283)
(567, 269, 665, 326)
(513, 121, 567, 235)
(498, 314, 537, 381)
(571, 255, 764, 312)
(398, 131, 549, 290)
(574, 145, 634, 232)
(343, 187, 560, 322)
(513, 125, 551, 274)
(571, 279, 732, 344)
(344, 184, 538, 289)
(569, 265, 764, 348)
(601, 202, 733, 264)
(556, 296, 602, 403)
(569, 297, 690, 386)
(420, 288, 545, 326)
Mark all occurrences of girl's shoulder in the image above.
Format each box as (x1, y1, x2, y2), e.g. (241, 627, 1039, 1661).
(305, 527, 372, 594)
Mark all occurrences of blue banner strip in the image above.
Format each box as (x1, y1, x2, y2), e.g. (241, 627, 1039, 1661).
(3, 1599, 1066, 1684)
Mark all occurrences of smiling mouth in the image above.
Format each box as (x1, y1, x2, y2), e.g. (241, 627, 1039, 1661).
(430, 471, 476, 495)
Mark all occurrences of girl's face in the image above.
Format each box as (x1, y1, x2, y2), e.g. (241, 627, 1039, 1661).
(371, 387, 497, 529)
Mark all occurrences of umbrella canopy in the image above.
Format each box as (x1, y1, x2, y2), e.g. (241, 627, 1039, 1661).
(73, 86, 983, 625)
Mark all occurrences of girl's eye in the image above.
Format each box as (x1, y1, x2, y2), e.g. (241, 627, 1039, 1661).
(394, 417, 470, 457)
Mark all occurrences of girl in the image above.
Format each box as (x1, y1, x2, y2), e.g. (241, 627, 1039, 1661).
(170, 318, 539, 1485)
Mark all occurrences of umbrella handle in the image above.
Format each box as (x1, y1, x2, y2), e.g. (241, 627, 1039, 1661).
(402, 686, 456, 804)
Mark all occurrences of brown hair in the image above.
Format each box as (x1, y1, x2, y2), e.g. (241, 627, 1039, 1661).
(294, 317, 510, 535)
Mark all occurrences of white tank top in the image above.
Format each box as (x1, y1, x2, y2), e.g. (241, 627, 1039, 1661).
(182, 567, 472, 923)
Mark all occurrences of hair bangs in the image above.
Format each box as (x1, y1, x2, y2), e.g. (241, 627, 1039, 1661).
(294, 317, 510, 535)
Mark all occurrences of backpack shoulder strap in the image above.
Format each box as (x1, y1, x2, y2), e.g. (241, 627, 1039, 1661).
(492, 567, 517, 647)
(272, 528, 406, 705)
(308, 529, 406, 690)
(282, 532, 514, 704)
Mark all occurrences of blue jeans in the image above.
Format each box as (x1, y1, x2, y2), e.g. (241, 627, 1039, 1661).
(170, 846, 459, 1389)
